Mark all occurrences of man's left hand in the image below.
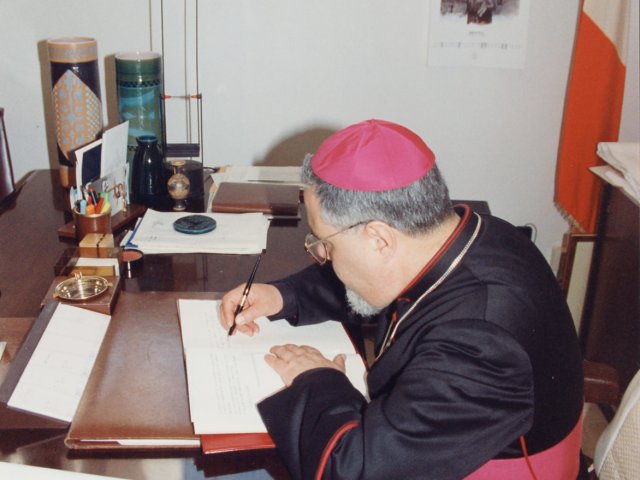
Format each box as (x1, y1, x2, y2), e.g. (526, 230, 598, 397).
(265, 344, 346, 387)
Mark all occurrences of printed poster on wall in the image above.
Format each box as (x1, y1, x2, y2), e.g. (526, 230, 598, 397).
(428, 0, 531, 69)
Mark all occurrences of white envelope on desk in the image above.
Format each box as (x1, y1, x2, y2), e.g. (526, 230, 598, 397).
(129, 210, 270, 254)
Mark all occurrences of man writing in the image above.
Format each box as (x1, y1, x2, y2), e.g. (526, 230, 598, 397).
(221, 119, 585, 479)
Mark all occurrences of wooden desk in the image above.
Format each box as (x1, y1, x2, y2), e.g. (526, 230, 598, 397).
(0, 317, 33, 387)
(0, 171, 72, 317)
(0, 170, 311, 480)
(0, 170, 314, 318)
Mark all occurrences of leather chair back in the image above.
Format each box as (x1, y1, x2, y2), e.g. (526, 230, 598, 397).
(0, 107, 16, 203)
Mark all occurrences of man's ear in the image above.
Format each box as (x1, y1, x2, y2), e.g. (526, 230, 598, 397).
(364, 221, 397, 260)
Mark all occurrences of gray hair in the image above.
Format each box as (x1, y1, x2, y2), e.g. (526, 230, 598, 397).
(301, 154, 453, 235)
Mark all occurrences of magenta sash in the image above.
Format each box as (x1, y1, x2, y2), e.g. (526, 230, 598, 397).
(465, 415, 583, 480)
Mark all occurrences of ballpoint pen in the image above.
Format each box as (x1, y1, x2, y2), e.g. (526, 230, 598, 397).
(228, 253, 263, 336)
(125, 217, 143, 249)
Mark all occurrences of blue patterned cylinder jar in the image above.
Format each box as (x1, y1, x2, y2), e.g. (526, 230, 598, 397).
(47, 37, 103, 188)
(115, 52, 164, 165)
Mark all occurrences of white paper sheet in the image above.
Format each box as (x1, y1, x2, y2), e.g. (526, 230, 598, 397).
(130, 210, 270, 254)
(7, 304, 110, 422)
(178, 299, 368, 434)
(211, 165, 303, 187)
(0, 462, 126, 480)
(99, 122, 128, 179)
(593, 142, 640, 203)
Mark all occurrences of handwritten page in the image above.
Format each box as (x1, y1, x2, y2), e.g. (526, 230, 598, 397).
(131, 210, 270, 254)
(178, 299, 367, 434)
(178, 299, 358, 353)
(8, 304, 110, 422)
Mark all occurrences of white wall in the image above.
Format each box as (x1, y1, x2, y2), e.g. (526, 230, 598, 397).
(619, 0, 640, 143)
(1, 1, 638, 262)
(0, 0, 150, 164)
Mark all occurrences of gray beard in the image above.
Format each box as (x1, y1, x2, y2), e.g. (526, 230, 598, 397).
(345, 288, 382, 317)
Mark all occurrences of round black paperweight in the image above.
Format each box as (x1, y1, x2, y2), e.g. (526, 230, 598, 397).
(173, 215, 217, 234)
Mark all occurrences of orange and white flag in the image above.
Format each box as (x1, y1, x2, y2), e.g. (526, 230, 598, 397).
(555, 0, 630, 233)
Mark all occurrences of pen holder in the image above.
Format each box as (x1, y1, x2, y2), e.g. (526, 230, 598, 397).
(73, 207, 112, 242)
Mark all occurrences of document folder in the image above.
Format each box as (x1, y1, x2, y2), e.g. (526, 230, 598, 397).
(211, 182, 300, 216)
(65, 291, 208, 450)
(200, 432, 275, 454)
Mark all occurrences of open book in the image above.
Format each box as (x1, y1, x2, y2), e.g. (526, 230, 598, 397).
(177, 299, 367, 452)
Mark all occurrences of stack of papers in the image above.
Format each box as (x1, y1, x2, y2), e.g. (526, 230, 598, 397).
(126, 209, 270, 254)
(211, 165, 303, 187)
(592, 142, 640, 203)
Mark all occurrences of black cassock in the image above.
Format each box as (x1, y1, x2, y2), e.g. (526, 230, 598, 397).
(258, 205, 584, 480)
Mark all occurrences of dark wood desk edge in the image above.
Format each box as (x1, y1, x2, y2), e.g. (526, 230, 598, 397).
(0, 317, 35, 388)
(0, 170, 72, 317)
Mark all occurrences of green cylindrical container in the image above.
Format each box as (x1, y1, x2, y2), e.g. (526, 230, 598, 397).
(115, 52, 164, 164)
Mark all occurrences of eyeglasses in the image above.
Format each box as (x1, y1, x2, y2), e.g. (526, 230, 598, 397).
(304, 221, 367, 265)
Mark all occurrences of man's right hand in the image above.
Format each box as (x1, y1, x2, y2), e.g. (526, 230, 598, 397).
(220, 283, 284, 336)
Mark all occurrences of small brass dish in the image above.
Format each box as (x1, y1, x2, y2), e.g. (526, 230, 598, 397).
(53, 272, 111, 301)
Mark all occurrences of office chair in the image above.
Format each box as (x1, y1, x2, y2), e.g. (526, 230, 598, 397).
(0, 107, 16, 204)
(592, 368, 640, 479)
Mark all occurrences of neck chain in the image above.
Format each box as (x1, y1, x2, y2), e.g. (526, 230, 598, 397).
(374, 213, 482, 362)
